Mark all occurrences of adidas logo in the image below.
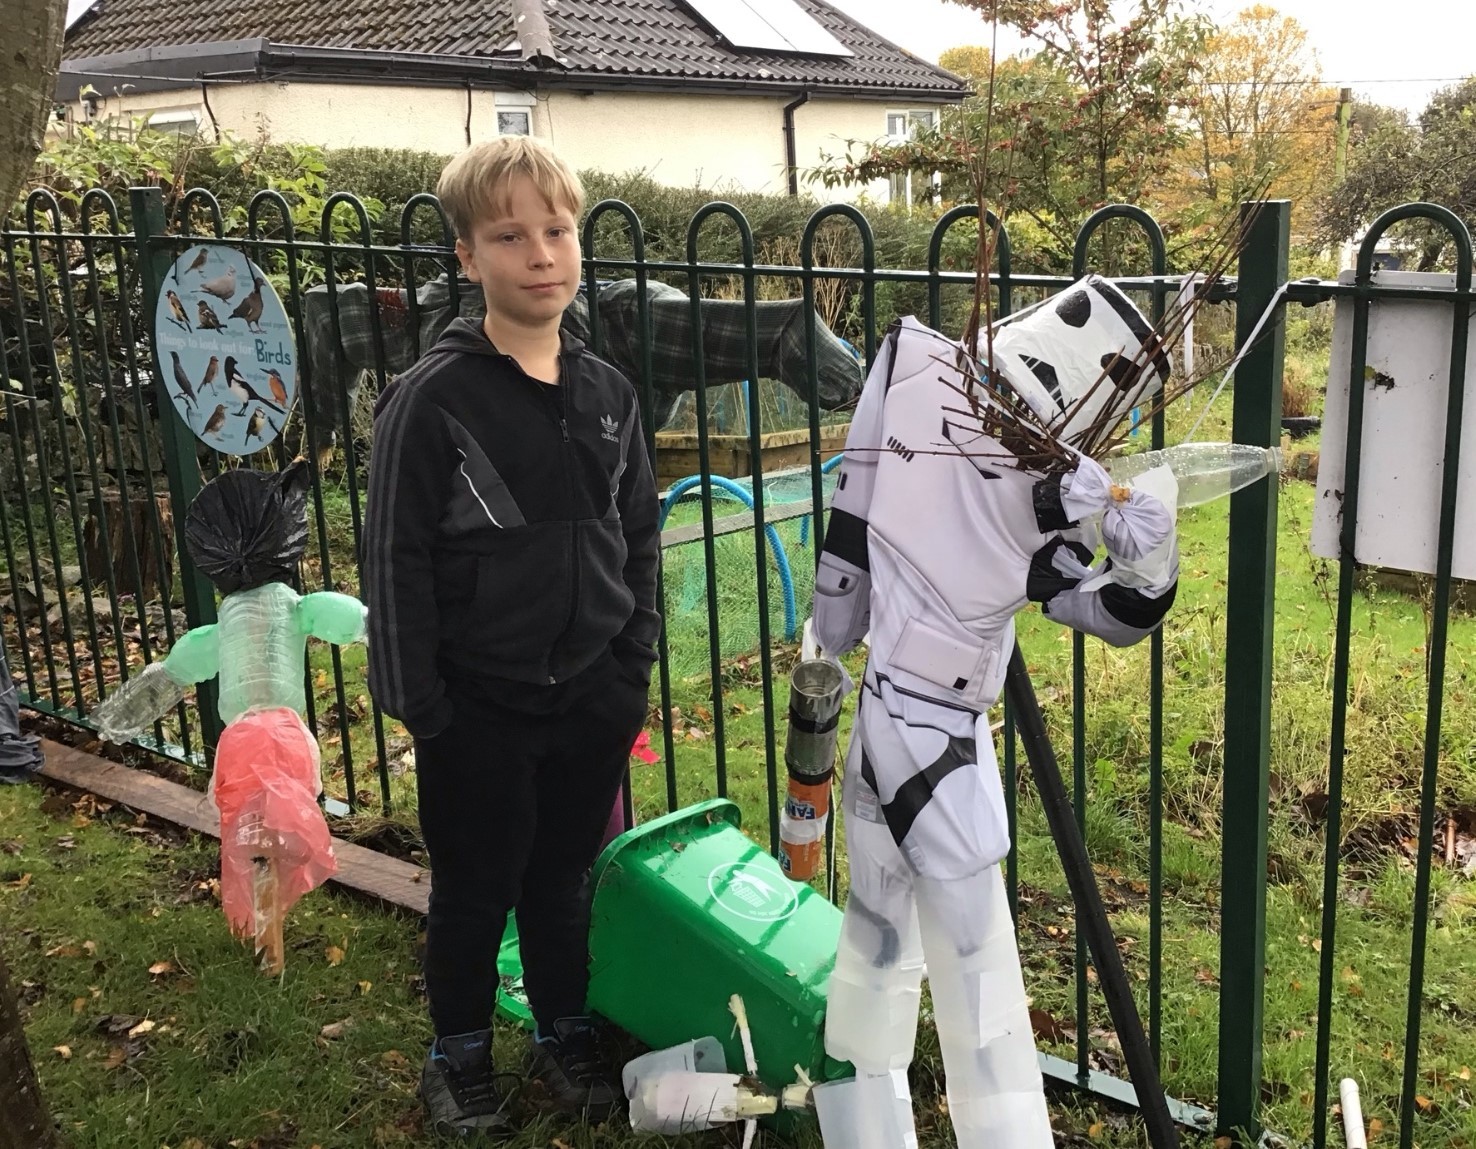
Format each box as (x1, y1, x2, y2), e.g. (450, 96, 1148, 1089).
(886, 435, 916, 462)
(600, 413, 620, 442)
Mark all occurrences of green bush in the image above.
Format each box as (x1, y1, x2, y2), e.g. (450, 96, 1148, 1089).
(323, 148, 456, 245)
(19, 125, 1305, 349)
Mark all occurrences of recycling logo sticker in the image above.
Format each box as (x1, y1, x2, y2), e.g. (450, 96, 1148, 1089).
(154, 245, 297, 454)
(707, 861, 799, 922)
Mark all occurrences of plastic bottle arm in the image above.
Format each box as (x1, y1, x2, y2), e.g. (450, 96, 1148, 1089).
(91, 625, 219, 742)
(297, 591, 368, 645)
(164, 624, 221, 683)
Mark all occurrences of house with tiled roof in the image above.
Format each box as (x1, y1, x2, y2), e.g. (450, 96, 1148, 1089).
(56, 0, 967, 201)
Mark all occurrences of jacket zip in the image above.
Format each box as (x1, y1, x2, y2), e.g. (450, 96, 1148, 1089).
(548, 354, 579, 682)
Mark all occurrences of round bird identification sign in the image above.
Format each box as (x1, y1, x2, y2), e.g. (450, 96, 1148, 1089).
(154, 245, 296, 453)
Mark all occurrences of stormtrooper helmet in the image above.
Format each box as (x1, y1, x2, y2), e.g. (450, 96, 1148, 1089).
(985, 274, 1170, 451)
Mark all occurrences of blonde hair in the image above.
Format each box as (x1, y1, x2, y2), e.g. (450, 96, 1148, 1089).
(437, 135, 585, 242)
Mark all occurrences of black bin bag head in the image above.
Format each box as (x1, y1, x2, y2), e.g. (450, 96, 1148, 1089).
(184, 459, 312, 594)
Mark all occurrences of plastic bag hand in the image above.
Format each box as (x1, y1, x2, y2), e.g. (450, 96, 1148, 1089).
(802, 618, 855, 696)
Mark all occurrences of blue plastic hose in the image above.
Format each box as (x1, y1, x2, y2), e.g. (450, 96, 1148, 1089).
(659, 474, 798, 641)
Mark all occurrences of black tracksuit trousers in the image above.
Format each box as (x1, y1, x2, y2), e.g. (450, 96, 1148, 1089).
(414, 654, 648, 1038)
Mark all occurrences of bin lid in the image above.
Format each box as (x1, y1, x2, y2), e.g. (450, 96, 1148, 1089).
(592, 797, 742, 884)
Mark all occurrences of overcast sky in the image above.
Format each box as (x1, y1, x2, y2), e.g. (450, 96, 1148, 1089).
(830, 0, 1473, 115)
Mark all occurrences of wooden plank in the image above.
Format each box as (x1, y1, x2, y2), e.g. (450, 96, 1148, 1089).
(37, 739, 429, 915)
(40, 739, 218, 835)
(660, 495, 829, 549)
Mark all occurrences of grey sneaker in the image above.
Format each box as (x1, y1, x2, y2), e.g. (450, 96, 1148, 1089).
(527, 1017, 620, 1121)
(419, 1030, 514, 1139)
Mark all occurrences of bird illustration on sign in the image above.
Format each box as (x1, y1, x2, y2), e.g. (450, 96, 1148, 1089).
(155, 247, 297, 453)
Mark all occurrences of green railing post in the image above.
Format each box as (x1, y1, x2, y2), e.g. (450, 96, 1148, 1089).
(128, 186, 222, 749)
(1217, 198, 1289, 1142)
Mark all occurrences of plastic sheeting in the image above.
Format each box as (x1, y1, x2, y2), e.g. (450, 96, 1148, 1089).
(213, 706, 337, 939)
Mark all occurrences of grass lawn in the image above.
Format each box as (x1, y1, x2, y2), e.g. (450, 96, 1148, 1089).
(4, 387, 1476, 1146)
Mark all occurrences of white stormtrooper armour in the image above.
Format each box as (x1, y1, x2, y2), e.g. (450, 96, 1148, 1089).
(814, 277, 1179, 1148)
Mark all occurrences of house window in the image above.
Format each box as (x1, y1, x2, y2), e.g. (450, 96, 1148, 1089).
(142, 109, 201, 136)
(886, 109, 938, 209)
(498, 110, 531, 136)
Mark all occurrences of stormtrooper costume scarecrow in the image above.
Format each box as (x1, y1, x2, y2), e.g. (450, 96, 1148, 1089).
(813, 276, 1180, 1147)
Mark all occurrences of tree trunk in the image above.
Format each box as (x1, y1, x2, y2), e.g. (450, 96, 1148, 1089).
(84, 488, 176, 604)
(0, 948, 57, 1149)
(0, 0, 67, 213)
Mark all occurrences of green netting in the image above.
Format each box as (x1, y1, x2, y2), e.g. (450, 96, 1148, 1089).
(658, 462, 841, 684)
(663, 379, 824, 436)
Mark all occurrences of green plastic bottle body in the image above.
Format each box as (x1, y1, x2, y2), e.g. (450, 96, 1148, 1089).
(215, 582, 309, 724)
(297, 591, 368, 647)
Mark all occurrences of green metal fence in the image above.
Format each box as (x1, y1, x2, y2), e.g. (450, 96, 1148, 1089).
(1285, 206, 1472, 1149)
(2, 185, 1467, 1145)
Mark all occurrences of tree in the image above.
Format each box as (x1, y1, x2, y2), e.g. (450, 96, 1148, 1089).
(0, 3, 64, 1126)
(937, 44, 996, 88)
(811, 0, 1207, 269)
(1316, 79, 1476, 269)
(0, 948, 57, 1149)
(1, 0, 67, 213)
(1179, 5, 1335, 225)
(970, 0, 1208, 209)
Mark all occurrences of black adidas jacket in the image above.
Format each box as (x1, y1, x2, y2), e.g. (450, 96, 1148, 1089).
(363, 318, 660, 739)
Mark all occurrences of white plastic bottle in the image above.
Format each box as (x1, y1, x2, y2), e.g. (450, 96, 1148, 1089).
(1105, 442, 1282, 508)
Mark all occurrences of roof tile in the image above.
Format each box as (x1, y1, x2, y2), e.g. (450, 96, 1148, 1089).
(65, 0, 966, 96)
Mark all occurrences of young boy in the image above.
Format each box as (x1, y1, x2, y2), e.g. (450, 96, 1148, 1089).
(363, 136, 660, 1138)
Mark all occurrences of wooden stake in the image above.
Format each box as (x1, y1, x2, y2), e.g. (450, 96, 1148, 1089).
(253, 853, 285, 976)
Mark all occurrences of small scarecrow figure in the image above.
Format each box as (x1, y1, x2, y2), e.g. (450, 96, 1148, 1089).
(94, 461, 365, 973)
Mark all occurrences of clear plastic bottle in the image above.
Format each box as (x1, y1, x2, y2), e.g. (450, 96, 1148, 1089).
(1105, 442, 1282, 508)
(93, 662, 189, 743)
(90, 583, 366, 740)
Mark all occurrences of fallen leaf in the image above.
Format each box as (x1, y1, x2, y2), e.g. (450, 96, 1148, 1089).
(1216, 1137, 1234, 1149)
(6, 873, 32, 890)
(325, 945, 345, 967)
(52, 836, 76, 851)
(82, 941, 97, 956)
(356, 980, 372, 996)
(39, 793, 70, 817)
(53, 1045, 71, 1060)
(1195, 967, 1218, 985)
(319, 1018, 354, 1040)
(1088, 1122, 1104, 1139)
(1459, 1066, 1471, 1081)
(381, 1050, 410, 1069)
(1369, 1117, 1384, 1141)
(46, 943, 82, 958)
(102, 1046, 127, 1070)
(1029, 1008, 1069, 1044)
(71, 997, 87, 1015)
(128, 1018, 155, 1038)
(0, 840, 21, 855)
(148, 960, 176, 977)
